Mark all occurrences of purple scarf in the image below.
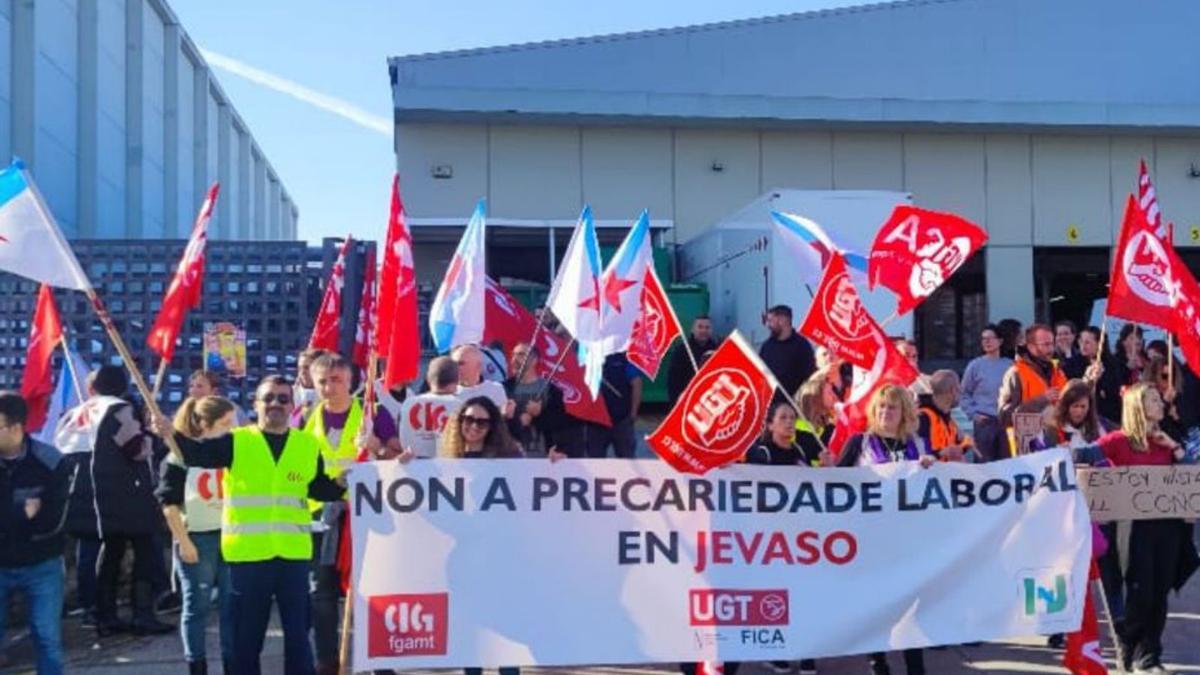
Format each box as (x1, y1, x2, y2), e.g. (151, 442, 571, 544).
(868, 434, 920, 463)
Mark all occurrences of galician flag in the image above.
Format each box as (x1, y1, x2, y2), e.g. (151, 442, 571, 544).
(0, 159, 90, 290)
(770, 210, 869, 287)
(546, 205, 604, 345)
(429, 199, 487, 353)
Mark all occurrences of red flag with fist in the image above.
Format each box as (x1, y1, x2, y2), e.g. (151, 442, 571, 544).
(21, 284, 64, 432)
(647, 331, 777, 474)
(628, 266, 683, 380)
(828, 339, 919, 455)
(868, 205, 987, 315)
(1107, 195, 1176, 331)
(800, 252, 887, 369)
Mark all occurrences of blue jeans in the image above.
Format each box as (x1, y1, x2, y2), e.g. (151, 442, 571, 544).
(229, 559, 313, 675)
(176, 531, 234, 664)
(0, 557, 65, 674)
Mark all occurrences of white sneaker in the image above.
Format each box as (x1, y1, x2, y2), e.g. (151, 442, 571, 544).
(1133, 665, 1171, 675)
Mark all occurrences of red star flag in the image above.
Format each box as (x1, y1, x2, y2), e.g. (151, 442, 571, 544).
(1107, 195, 1176, 331)
(309, 235, 352, 352)
(868, 205, 987, 315)
(628, 265, 683, 380)
(799, 252, 888, 369)
(21, 285, 64, 432)
(547, 205, 605, 345)
(147, 183, 218, 362)
(0, 159, 90, 290)
(647, 331, 777, 474)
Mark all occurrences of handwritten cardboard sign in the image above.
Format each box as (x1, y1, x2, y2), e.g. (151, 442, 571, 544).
(1078, 464, 1200, 521)
(1012, 412, 1045, 456)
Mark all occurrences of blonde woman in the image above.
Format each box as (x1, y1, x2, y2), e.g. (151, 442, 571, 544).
(160, 396, 238, 675)
(791, 371, 837, 466)
(1075, 383, 1195, 674)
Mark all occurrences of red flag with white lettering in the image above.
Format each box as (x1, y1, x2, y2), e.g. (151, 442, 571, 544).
(1107, 195, 1176, 331)
(1167, 247, 1200, 377)
(628, 266, 683, 380)
(868, 205, 988, 315)
(646, 331, 777, 474)
(1137, 159, 1168, 243)
(21, 284, 64, 432)
(1063, 563, 1108, 675)
(147, 183, 218, 361)
(799, 252, 887, 369)
(827, 339, 919, 455)
(308, 236, 352, 352)
(377, 176, 421, 388)
(352, 247, 377, 370)
(483, 278, 611, 427)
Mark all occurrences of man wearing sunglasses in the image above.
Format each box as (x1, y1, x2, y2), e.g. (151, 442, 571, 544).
(151, 375, 346, 675)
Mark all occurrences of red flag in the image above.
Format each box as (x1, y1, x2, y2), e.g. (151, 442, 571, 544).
(1063, 563, 1108, 675)
(646, 331, 777, 474)
(1137, 159, 1168, 242)
(800, 252, 887, 369)
(827, 339, 919, 455)
(21, 285, 64, 432)
(147, 183, 218, 361)
(308, 236, 352, 352)
(352, 247, 377, 370)
(868, 205, 988, 315)
(1107, 195, 1176, 331)
(628, 266, 683, 380)
(483, 278, 611, 426)
(377, 176, 420, 388)
(1167, 248, 1200, 377)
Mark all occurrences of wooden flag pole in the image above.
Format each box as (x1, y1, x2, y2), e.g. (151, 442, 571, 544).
(1096, 317, 1108, 367)
(536, 337, 577, 400)
(1168, 333, 1176, 392)
(338, 351, 378, 675)
(151, 358, 169, 400)
(1092, 575, 1127, 673)
(83, 289, 182, 459)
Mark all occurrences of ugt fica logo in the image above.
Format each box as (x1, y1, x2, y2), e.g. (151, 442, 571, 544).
(1018, 569, 1070, 618)
(689, 589, 789, 626)
(367, 593, 448, 657)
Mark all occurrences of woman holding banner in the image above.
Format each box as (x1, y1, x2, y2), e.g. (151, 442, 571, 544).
(1076, 383, 1198, 674)
(836, 384, 937, 675)
(159, 396, 238, 675)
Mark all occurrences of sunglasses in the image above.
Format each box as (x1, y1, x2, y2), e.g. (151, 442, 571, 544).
(260, 393, 292, 405)
(461, 414, 492, 429)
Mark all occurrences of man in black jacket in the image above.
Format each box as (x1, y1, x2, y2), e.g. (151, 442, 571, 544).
(759, 305, 816, 398)
(666, 315, 719, 401)
(88, 366, 172, 637)
(0, 391, 71, 673)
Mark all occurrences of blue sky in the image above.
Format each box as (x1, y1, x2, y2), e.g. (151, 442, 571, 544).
(172, 0, 872, 243)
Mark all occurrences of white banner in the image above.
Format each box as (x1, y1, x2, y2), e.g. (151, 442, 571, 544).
(350, 450, 1091, 671)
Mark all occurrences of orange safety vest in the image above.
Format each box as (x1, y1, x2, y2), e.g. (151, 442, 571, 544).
(1014, 357, 1067, 403)
(919, 407, 959, 451)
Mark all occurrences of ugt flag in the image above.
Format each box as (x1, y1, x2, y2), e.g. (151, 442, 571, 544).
(868, 205, 987, 315)
(309, 236, 352, 351)
(828, 339, 920, 455)
(147, 183, 218, 362)
(430, 199, 487, 353)
(646, 331, 777, 474)
(546, 205, 604, 345)
(799, 252, 887, 369)
(21, 284, 64, 433)
(0, 159, 90, 290)
(770, 210, 869, 287)
(628, 265, 683, 380)
(1107, 195, 1176, 331)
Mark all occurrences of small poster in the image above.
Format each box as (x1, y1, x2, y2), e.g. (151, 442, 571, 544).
(1012, 411, 1045, 456)
(203, 322, 246, 378)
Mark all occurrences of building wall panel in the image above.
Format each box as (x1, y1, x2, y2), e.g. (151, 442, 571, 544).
(488, 125, 580, 219)
(673, 128, 759, 242)
(581, 126, 672, 222)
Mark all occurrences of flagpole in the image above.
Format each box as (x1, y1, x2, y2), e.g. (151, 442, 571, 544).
(1092, 576, 1126, 673)
(21, 166, 183, 459)
(1167, 333, 1175, 392)
(1096, 317, 1108, 367)
(58, 335, 86, 403)
(777, 385, 830, 456)
(151, 358, 169, 400)
(338, 350, 378, 675)
(536, 337, 577, 400)
(653, 266, 698, 372)
(512, 314, 548, 386)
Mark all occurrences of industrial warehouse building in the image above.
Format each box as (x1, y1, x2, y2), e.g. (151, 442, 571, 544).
(388, 0, 1200, 364)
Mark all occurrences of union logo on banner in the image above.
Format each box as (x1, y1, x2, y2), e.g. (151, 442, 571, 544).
(647, 331, 776, 474)
(367, 592, 449, 658)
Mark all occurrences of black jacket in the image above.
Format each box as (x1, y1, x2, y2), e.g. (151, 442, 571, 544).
(63, 450, 98, 538)
(759, 332, 816, 399)
(0, 437, 71, 567)
(90, 401, 161, 537)
(666, 336, 719, 402)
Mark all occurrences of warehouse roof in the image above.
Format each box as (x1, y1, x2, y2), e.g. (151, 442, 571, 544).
(389, 0, 1200, 131)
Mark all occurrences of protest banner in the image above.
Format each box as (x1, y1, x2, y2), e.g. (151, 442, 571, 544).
(349, 450, 1090, 671)
(203, 321, 246, 377)
(1078, 463, 1200, 521)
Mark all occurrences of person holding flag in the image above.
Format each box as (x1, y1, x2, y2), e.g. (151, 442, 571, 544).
(503, 343, 566, 457)
(667, 315, 719, 402)
(296, 353, 400, 675)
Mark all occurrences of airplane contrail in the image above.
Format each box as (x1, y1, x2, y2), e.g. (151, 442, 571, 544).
(200, 48, 392, 137)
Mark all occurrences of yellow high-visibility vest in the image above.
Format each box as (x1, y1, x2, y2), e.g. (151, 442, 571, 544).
(221, 427, 318, 563)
